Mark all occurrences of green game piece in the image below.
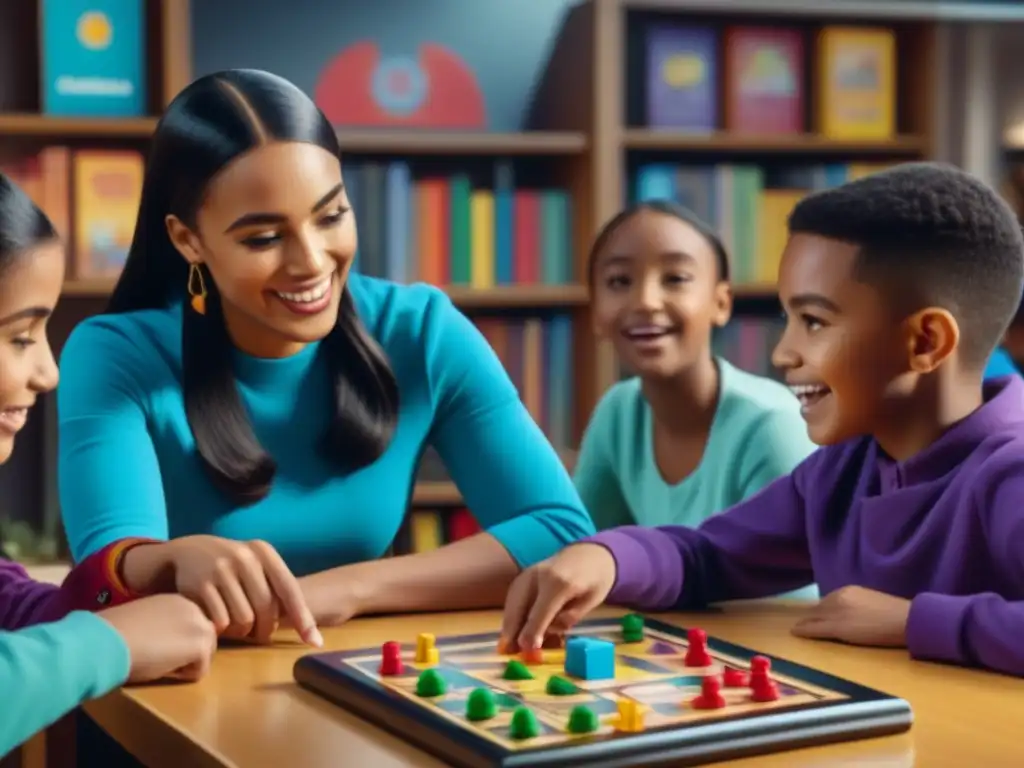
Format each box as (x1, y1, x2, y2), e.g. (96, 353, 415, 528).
(415, 668, 447, 697)
(545, 675, 580, 696)
(502, 659, 534, 681)
(508, 706, 541, 739)
(567, 704, 600, 734)
(465, 687, 497, 721)
(622, 613, 644, 642)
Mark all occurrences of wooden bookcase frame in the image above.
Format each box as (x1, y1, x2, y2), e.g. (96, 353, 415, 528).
(0, 0, 943, 539)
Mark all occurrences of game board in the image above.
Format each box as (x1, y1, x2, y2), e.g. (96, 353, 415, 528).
(293, 615, 912, 767)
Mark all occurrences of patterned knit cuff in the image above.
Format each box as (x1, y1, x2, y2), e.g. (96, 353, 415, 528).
(69, 538, 161, 610)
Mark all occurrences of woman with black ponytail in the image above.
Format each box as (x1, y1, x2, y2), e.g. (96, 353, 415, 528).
(56, 69, 594, 643)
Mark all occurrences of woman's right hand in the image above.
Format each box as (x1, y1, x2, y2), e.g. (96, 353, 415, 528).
(122, 535, 322, 647)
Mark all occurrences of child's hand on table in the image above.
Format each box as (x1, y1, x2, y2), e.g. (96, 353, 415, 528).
(791, 585, 911, 647)
(122, 536, 323, 648)
(98, 594, 217, 683)
(499, 544, 618, 653)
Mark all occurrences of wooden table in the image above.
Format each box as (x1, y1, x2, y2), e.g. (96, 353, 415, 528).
(82, 602, 1023, 767)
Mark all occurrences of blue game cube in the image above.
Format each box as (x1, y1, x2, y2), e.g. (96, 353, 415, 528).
(564, 637, 615, 680)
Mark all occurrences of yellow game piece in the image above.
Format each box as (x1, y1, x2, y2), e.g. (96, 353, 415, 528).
(415, 633, 439, 665)
(613, 699, 646, 733)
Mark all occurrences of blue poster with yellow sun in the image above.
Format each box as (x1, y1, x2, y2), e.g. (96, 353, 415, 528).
(41, 0, 146, 117)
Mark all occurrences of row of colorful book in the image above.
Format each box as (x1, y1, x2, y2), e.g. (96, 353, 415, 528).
(391, 507, 480, 555)
(713, 316, 786, 382)
(473, 314, 575, 452)
(632, 160, 895, 285)
(644, 23, 896, 139)
(345, 161, 574, 287)
(1, 146, 143, 279)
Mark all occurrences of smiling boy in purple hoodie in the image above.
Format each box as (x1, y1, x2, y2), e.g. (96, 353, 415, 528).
(499, 162, 1024, 678)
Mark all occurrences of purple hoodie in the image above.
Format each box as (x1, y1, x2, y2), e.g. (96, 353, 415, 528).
(587, 376, 1024, 677)
(0, 560, 69, 629)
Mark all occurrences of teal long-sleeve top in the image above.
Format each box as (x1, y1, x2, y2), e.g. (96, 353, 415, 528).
(56, 275, 594, 571)
(1, 612, 129, 757)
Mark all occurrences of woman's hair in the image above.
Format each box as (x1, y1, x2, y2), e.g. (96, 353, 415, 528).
(586, 200, 731, 284)
(0, 173, 58, 276)
(106, 69, 399, 505)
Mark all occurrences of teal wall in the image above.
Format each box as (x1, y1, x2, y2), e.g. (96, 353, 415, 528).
(191, 0, 577, 131)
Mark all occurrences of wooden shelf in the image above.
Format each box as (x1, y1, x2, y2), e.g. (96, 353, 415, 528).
(0, 113, 158, 137)
(0, 116, 588, 155)
(62, 278, 589, 308)
(334, 130, 588, 155)
(622, 130, 927, 155)
(733, 283, 779, 298)
(412, 482, 461, 505)
(445, 284, 587, 308)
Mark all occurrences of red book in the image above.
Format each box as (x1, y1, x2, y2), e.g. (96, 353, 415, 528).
(723, 26, 804, 134)
(448, 508, 481, 541)
(512, 191, 541, 284)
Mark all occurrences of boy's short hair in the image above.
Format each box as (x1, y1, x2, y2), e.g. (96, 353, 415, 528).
(788, 162, 1024, 369)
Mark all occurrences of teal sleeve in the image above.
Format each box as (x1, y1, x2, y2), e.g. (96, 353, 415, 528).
(57, 321, 170, 562)
(423, 294, 595, 566)
(0, 612, 130, 757)
(572, 398, 634, 531)
(739, 408, 818, 498)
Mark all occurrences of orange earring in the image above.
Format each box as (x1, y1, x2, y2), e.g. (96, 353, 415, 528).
(188, 263, 207, 315)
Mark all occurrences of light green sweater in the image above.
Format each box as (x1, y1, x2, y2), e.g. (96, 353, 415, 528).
(1, 611, 130, 757)
(573, 358, 819, 599)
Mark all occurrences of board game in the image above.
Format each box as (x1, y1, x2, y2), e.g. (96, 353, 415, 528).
(293, 614, 912, 767)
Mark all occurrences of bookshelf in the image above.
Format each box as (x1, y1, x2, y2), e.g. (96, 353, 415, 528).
(0, 0, 955, 558)
(529, 0, 938, 393)
(0, 0, 603, 557)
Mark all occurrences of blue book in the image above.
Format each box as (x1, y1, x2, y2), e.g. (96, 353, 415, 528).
(41, 0, 145, 117)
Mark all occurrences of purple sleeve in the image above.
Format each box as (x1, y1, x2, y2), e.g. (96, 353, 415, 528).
(0, 561, 69, 630)
(584, 468, 814, 610)
(905, 468, 1024, 677)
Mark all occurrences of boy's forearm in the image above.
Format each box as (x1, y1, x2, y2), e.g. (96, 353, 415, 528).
(907, 592, 1024, 677)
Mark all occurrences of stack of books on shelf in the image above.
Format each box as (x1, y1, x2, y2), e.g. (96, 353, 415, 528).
(0, 146, 144, 280)
(344, 160, 574, 287)
(392, 506, 481, 556)
(632, 160, 894, 285)
(643, 23, 896, 140)
(713, 317, 786, 382)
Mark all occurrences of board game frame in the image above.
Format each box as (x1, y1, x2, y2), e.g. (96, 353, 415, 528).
(293, 616, 913, 768)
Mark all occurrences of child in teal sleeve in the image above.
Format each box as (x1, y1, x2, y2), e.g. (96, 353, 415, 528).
(0, 173, 217, 757)
(575, 201, 818, 598)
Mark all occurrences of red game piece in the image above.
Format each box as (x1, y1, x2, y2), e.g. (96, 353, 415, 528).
(690, 675, 726, 709)
(520, 648, 544, 664)
(722, 667, 749, 688)
(379, 641, 404, 676)
(748, 655, 779, 702)
(684, 628, 712, 667)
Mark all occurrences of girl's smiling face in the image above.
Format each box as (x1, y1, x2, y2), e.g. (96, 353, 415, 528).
(0, 241, 63, 463)
(591, 209, 731, 379)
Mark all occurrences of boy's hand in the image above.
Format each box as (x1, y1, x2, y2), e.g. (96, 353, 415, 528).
(499, 544, 617, 653)
(98, 594, 218, 683)
(791, 585, 910, 647)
